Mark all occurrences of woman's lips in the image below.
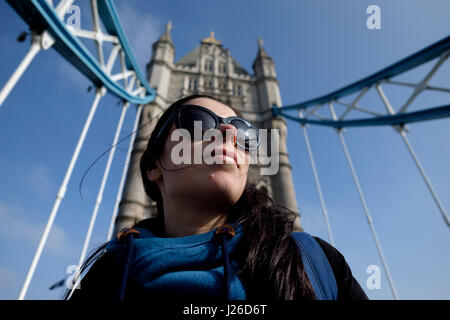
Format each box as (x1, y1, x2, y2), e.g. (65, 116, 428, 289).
(211, 147, 237, 165)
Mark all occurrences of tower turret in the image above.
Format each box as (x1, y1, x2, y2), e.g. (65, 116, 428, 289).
(146, 21, 174, 100)
(252, 38, 301, 230)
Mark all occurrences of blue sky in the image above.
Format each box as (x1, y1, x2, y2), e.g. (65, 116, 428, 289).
(0, 0, 449, 300)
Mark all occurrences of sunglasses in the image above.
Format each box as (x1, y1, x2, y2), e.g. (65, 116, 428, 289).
(156, 104, 259, 151)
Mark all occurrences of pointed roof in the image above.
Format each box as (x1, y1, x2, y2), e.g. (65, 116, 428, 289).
(175, 46, 200, 67)
(175, 32, 250, 75)
(255, 37, 271, 60)
(154, 21, 174, 48)
(232, 59, 249, 75)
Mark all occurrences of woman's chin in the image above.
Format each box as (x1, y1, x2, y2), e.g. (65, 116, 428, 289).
(202, 171, 244, 203)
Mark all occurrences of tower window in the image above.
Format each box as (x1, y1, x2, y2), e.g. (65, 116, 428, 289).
(219, 62, 226, 73)
(188, 78, 198, 91)
(232, 83, 242, 96)
(204, 59, 213, 73)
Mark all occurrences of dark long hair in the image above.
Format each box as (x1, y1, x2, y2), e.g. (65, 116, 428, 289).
(139, 94, 316, 300)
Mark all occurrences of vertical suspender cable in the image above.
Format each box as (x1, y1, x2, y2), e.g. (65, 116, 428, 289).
(18, 88, 104, 300)
(106, 104, 143, 241)
(376, 84, 449, 227)
(76, 102, 129, 271)
(0, 36, 41, 107)
(398, 131, 450, 226)
(299, 110, 335, 246)
(67, 100, 129, 300)
(328, 102, 399, 300)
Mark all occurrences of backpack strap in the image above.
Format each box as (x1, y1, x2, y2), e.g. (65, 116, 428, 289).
(291, 232, 338, 300)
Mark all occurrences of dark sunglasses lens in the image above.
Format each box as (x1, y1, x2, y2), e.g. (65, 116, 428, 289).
(230, 119, 259, 150)
(179, 108, 217, 132)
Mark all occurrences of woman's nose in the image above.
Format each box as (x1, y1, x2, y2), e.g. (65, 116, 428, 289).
(219, 123, 237, 145)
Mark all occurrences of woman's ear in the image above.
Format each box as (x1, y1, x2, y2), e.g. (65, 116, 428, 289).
(146, 165, 162, 182)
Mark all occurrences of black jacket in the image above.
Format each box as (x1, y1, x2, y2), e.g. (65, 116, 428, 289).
(313, 237, 368, 300)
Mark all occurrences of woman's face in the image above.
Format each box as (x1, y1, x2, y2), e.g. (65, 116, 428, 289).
(147, 97, 250, 211)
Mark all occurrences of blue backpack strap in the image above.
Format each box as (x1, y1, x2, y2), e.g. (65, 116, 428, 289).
(291, 232, 338, 300)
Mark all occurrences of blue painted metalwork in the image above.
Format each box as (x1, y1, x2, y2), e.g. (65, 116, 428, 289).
(278, 36, 450, 112)
(274, 104, 450, 128)
(97, 0, 155, 97)
(6, 0, 156, 105)
(274, 35, 450, 128)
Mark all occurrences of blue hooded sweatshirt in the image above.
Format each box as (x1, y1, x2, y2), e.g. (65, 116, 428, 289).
(105, 222, 246, 300)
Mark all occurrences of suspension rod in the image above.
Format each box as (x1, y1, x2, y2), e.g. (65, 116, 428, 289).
(399, 131, 450, 227)
(299, 111, 335, 246)
(376, 84, 450, 227)
(76, 102, 129, 269)
(67, 100, 129, 299)
(328, 102, 399, 300)
(0, 37, 40, 107)
(107, 104, 143, 241)
(18, 88, 104, 300)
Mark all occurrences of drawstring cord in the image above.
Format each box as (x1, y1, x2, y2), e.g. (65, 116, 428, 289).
(215, 224, 236, 300)
(116, 228, 140, 300)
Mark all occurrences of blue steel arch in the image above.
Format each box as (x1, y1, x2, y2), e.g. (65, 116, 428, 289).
(6, 0, 156, 105)
(277, 104, 450, 128)
(273, 35, 450, 127)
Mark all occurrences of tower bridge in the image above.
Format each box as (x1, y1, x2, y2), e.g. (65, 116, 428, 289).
(0, 0, 448, 300)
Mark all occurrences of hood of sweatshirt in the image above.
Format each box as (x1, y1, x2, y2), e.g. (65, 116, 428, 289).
(106, 221, 247, 300)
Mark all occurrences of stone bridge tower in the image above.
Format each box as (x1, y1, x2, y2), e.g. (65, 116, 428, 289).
(114, 22, 300, 234)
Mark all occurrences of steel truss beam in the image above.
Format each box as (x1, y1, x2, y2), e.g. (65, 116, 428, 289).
(4, 0, 155, 106)
(274, 37, 450, 127)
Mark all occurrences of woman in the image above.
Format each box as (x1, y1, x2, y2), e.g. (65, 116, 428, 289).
(67, 94, 368, 300)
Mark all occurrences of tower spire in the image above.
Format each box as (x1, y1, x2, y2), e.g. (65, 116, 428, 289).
(156, 21, 174, 45)
(166, 21, 172, 34)
(257, 36, 263, 50)
(256, 36, 270, 59)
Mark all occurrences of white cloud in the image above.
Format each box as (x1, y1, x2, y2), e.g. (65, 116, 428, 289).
(0, 267, 17, 300)
(20, 164, 54, 198)
(57, 59, 90, 90)
(115, 1, 163, 71)
(0, 201, 75, 259)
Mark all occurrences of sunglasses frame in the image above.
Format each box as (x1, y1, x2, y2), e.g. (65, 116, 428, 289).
(156, 104, 259, 151)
